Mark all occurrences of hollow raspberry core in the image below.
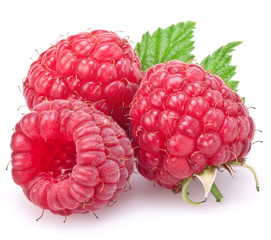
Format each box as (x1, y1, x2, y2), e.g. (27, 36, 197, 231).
(35, 139, 76, 181)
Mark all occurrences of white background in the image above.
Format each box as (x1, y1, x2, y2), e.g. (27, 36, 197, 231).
(0, 0, 270, 239)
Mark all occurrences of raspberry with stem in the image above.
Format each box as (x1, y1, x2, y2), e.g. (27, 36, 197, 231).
(130, 60, 259, 204)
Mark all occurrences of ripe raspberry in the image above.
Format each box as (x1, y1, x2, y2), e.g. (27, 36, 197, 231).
(23, 30, 142, 133)
(130, 60, 255, 191)
(10, 99, 134, 216)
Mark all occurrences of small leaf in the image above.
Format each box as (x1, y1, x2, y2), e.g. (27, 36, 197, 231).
(181, 167, 222, 205)
(135, 21, 196, 71)
(181, 177, 207, 205)
(195, 166, 217, 198)
(200, 41, 242, 91)
(229, 161, 259, 191)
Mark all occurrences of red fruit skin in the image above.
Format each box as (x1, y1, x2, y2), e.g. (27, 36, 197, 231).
(23, 30, 143, 133)
(130, 60, 255, 190)
(10, 99, 134, 215)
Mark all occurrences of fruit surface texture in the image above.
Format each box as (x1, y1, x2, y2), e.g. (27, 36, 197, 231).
(10, 99, 134, 215)
(23, 30, 142, 131)
(130, 60, 255, 189)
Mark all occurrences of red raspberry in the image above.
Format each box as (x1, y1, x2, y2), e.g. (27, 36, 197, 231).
(23, 30, 142, 133)
(130, 60, 255, 190)
(10, 99, 134, 216)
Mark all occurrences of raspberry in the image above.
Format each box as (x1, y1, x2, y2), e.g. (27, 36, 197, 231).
(23, 30, 142, 133)
(130, 60, 256, 191)
(10, 99, 134, 216)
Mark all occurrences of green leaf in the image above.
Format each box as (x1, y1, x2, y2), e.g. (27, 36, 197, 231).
(200, 41, 242, 92)
(135, 21, 196, 71)
(227, 80, 239, 91)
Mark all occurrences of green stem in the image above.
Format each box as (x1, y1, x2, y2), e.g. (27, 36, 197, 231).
(229, 161, 260, 191)
(211, 182, 224, 203)
(181, 177, 207, 205)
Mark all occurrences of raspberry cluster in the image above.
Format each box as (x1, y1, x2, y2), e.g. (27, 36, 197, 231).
(9, 28, 258, 217)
